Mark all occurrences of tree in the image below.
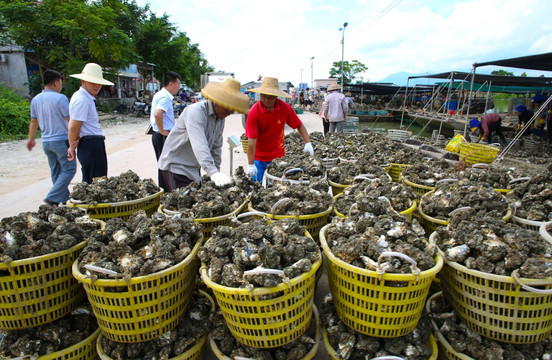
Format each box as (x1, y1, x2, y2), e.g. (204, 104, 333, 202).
(329, 60, 368, 85)
(491, 69, 514, 76)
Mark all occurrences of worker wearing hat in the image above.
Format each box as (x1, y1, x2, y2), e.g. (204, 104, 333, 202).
(513, 105, 534, 136)
(245, 77, 314, 183)
(531, 94, 551, 141)
(67, 63, 114, 183)
(158, 78, 250, 189)
(469, 113, 507, 144)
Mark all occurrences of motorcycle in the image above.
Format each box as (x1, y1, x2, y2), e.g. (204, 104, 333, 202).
(173, 99, 187, 117)
(133, 97, 151, 117)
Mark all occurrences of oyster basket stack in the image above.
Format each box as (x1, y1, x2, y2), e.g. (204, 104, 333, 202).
(72, 238, 202, 343)
(209, 305, 321, 360)
(67, 188, 164, 221)
(387, 129, 412, 142)
(320, 224, 444, 338)
(96, 290, 216, 360)
(458, 142, 499, 165)
(429, 231, 552, 345)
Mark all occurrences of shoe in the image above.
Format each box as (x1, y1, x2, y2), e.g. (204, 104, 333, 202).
(44, 199, 59, 207)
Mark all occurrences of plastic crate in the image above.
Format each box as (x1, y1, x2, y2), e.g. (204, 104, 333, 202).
(385, 163, 411, 182)
(209, 305, 320, 359)
(0, 241, 88, 330)
(38, 328, 100, 360)
(432, 233, 552, 344)
(72, 239, 202, 343)
(67, 189, 164, 221)
(96, 290, 215, 360)
(200, 246, 321, 348)
(320, 224, 443, 337)
(320, 157, 338, 170)
(333, 193, 417, 221)
(458, 142, 499, 165)
(240, 139, 248, 153)
(387, 129, 412, 142)
(247, 203, 332, 242)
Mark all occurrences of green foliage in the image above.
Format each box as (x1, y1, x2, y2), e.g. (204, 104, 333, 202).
(0, 82, 30, 141)
(491, 69, 514, 76)
(329, 60, 368, 85)
(27, 73, 43, 97)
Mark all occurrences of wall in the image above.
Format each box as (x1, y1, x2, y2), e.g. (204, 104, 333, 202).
(0, 46, 30, 98)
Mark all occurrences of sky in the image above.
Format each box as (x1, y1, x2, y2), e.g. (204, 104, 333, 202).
(134, 0, 552, 87)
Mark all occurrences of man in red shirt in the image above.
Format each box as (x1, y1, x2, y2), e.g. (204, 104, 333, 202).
(245, 77, 314, 183)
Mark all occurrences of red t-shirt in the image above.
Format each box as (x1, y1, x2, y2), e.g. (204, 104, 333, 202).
(245, 99, 303, 162)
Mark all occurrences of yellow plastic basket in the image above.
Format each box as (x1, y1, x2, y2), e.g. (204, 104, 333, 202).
(241, 139, 248, 153)
(333, 193, 417, 221)
(68, 190, 164, 221)
(35, 328, 101, 360)
(323, 327, 438, 360)
(209, 305, 320, 359)
(96, 290, 215, 360)
(161, 200, 248, 239)
(72, 239, 202, 343)
(400, 175, 435, 199)
(426, 292, 473, 360)
(200, 244, 321, 348)
(328, 179, 349, 196)
(458, 142, 500, 165)
(385, 163, 412, 182)
(0, 241, 87, 330)
(247, 203, 332, 242)
(437, 249, 552, 344)
(320, 224, 443, 337)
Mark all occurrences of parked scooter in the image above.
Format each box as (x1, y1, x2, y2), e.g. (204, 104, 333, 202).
(133, 97, 151, 117)
(173, 99, 187, 117)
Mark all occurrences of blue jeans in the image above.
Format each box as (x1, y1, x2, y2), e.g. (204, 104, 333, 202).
(43, 140, 77, 203)
(329, 121, 344, 133)
(252, 160, 271, 184)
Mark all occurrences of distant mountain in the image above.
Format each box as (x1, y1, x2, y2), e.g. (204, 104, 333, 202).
(377, 71, 441, 86)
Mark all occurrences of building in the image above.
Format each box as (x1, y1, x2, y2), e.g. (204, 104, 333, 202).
(314, 78, 338, 90)
(0, 45, 30, 98)
(241, 80, 294, 102)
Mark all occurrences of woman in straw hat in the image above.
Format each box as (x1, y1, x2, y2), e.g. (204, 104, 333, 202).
(245, 77, 314, 183)
(158, 78, 250, 190)
(67, 63, 114, 184)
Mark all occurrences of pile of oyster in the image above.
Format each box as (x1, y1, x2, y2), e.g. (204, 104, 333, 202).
(420, 180, 510, 220)
(265, 154, 326, 182)
(334, 176, 416, 216)
(161, 167, 259, 218)
(321, 294, 433, 360)
(401, 159, 454, 186)
(0, 302, 97, 358)
(70, 170, 160, 203)
(249, 181, 333, 216)
(432, 208, 552, 277)
(325, 204, 435, 273)
(199, 218, 320, 288)
(327, 159, 389, 185)
(77, 210, 202, 280)
(210, 309, 318, 360)
(100, 290, 212, 359)
(429, 292, 552, 359)
(0, 205, 101, 263)
(506, 172, 552, 221)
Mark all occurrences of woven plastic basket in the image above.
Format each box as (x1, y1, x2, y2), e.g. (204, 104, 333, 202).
(333, 193, 417, 221)
(34, 328, 100, 360)
(328, 179, 349, 196)
(540, 222, 552, 245)
(161, 200, 247, 239)
(432, 233, 552, 344)
(200, 246, 321, 348)
(388, 129, 412, 142)
(400, 175, 435, 199)
(67, 189, 164, 221)
(247, 203, 332, 242)
(72, 239, 202, 343)
(0, 241, 87, 330)
(240, 139, 248, 153)
(323, 327, 438, 360)
(320, 224, 443, 337)
(96, 290, 215, 360)
(209, 305, 320, 359)
(265, 168, 326, 187)
(512, 215, 548, 232)
(426, 292, 473, 360)
(385, 163, 411, 182)
(458, 142, 500, 165)
(321, 157, 338, 170)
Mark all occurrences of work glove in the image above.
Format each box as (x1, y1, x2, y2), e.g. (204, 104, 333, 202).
(211, 172, 232, 187)
(246, 164, 257, 177)
(515, 124, 521, 132)
(303, 142, 314, 156)
(479, 136, 486, 143)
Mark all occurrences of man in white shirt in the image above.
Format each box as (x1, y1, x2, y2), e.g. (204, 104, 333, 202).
(150, 72, 181, 191)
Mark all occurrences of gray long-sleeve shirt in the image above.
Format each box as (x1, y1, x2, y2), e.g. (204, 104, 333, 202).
(323, 91, 348, 122)
(158, 100, 224, 184)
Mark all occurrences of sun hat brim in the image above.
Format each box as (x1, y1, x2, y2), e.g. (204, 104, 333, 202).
(201, 80, 250, 114)
(248, 86, 291, 98)
(327, 84, 341, 91)
(70, 73, 114, 86)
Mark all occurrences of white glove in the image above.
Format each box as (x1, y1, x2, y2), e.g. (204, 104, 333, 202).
(246, 164, 257, 177)
(303, 142, 314, 156)
(211, 172, 232, 187)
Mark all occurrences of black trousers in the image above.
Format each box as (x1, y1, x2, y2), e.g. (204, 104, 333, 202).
(322, 118, 330, 135)
(76, 136, 107, 184)
(487, 120, 507, 144)
(152, 131, 168, 192)
(161, 170, 196, 192)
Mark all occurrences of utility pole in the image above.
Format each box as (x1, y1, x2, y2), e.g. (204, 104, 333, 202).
(339, 22, 348, 92)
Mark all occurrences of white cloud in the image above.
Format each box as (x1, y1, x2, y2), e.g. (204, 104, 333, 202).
(136, 0, 552, 87)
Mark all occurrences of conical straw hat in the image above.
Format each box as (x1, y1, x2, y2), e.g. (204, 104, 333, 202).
(247, 77, 290, 98)
(201, 78, 250, 114)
